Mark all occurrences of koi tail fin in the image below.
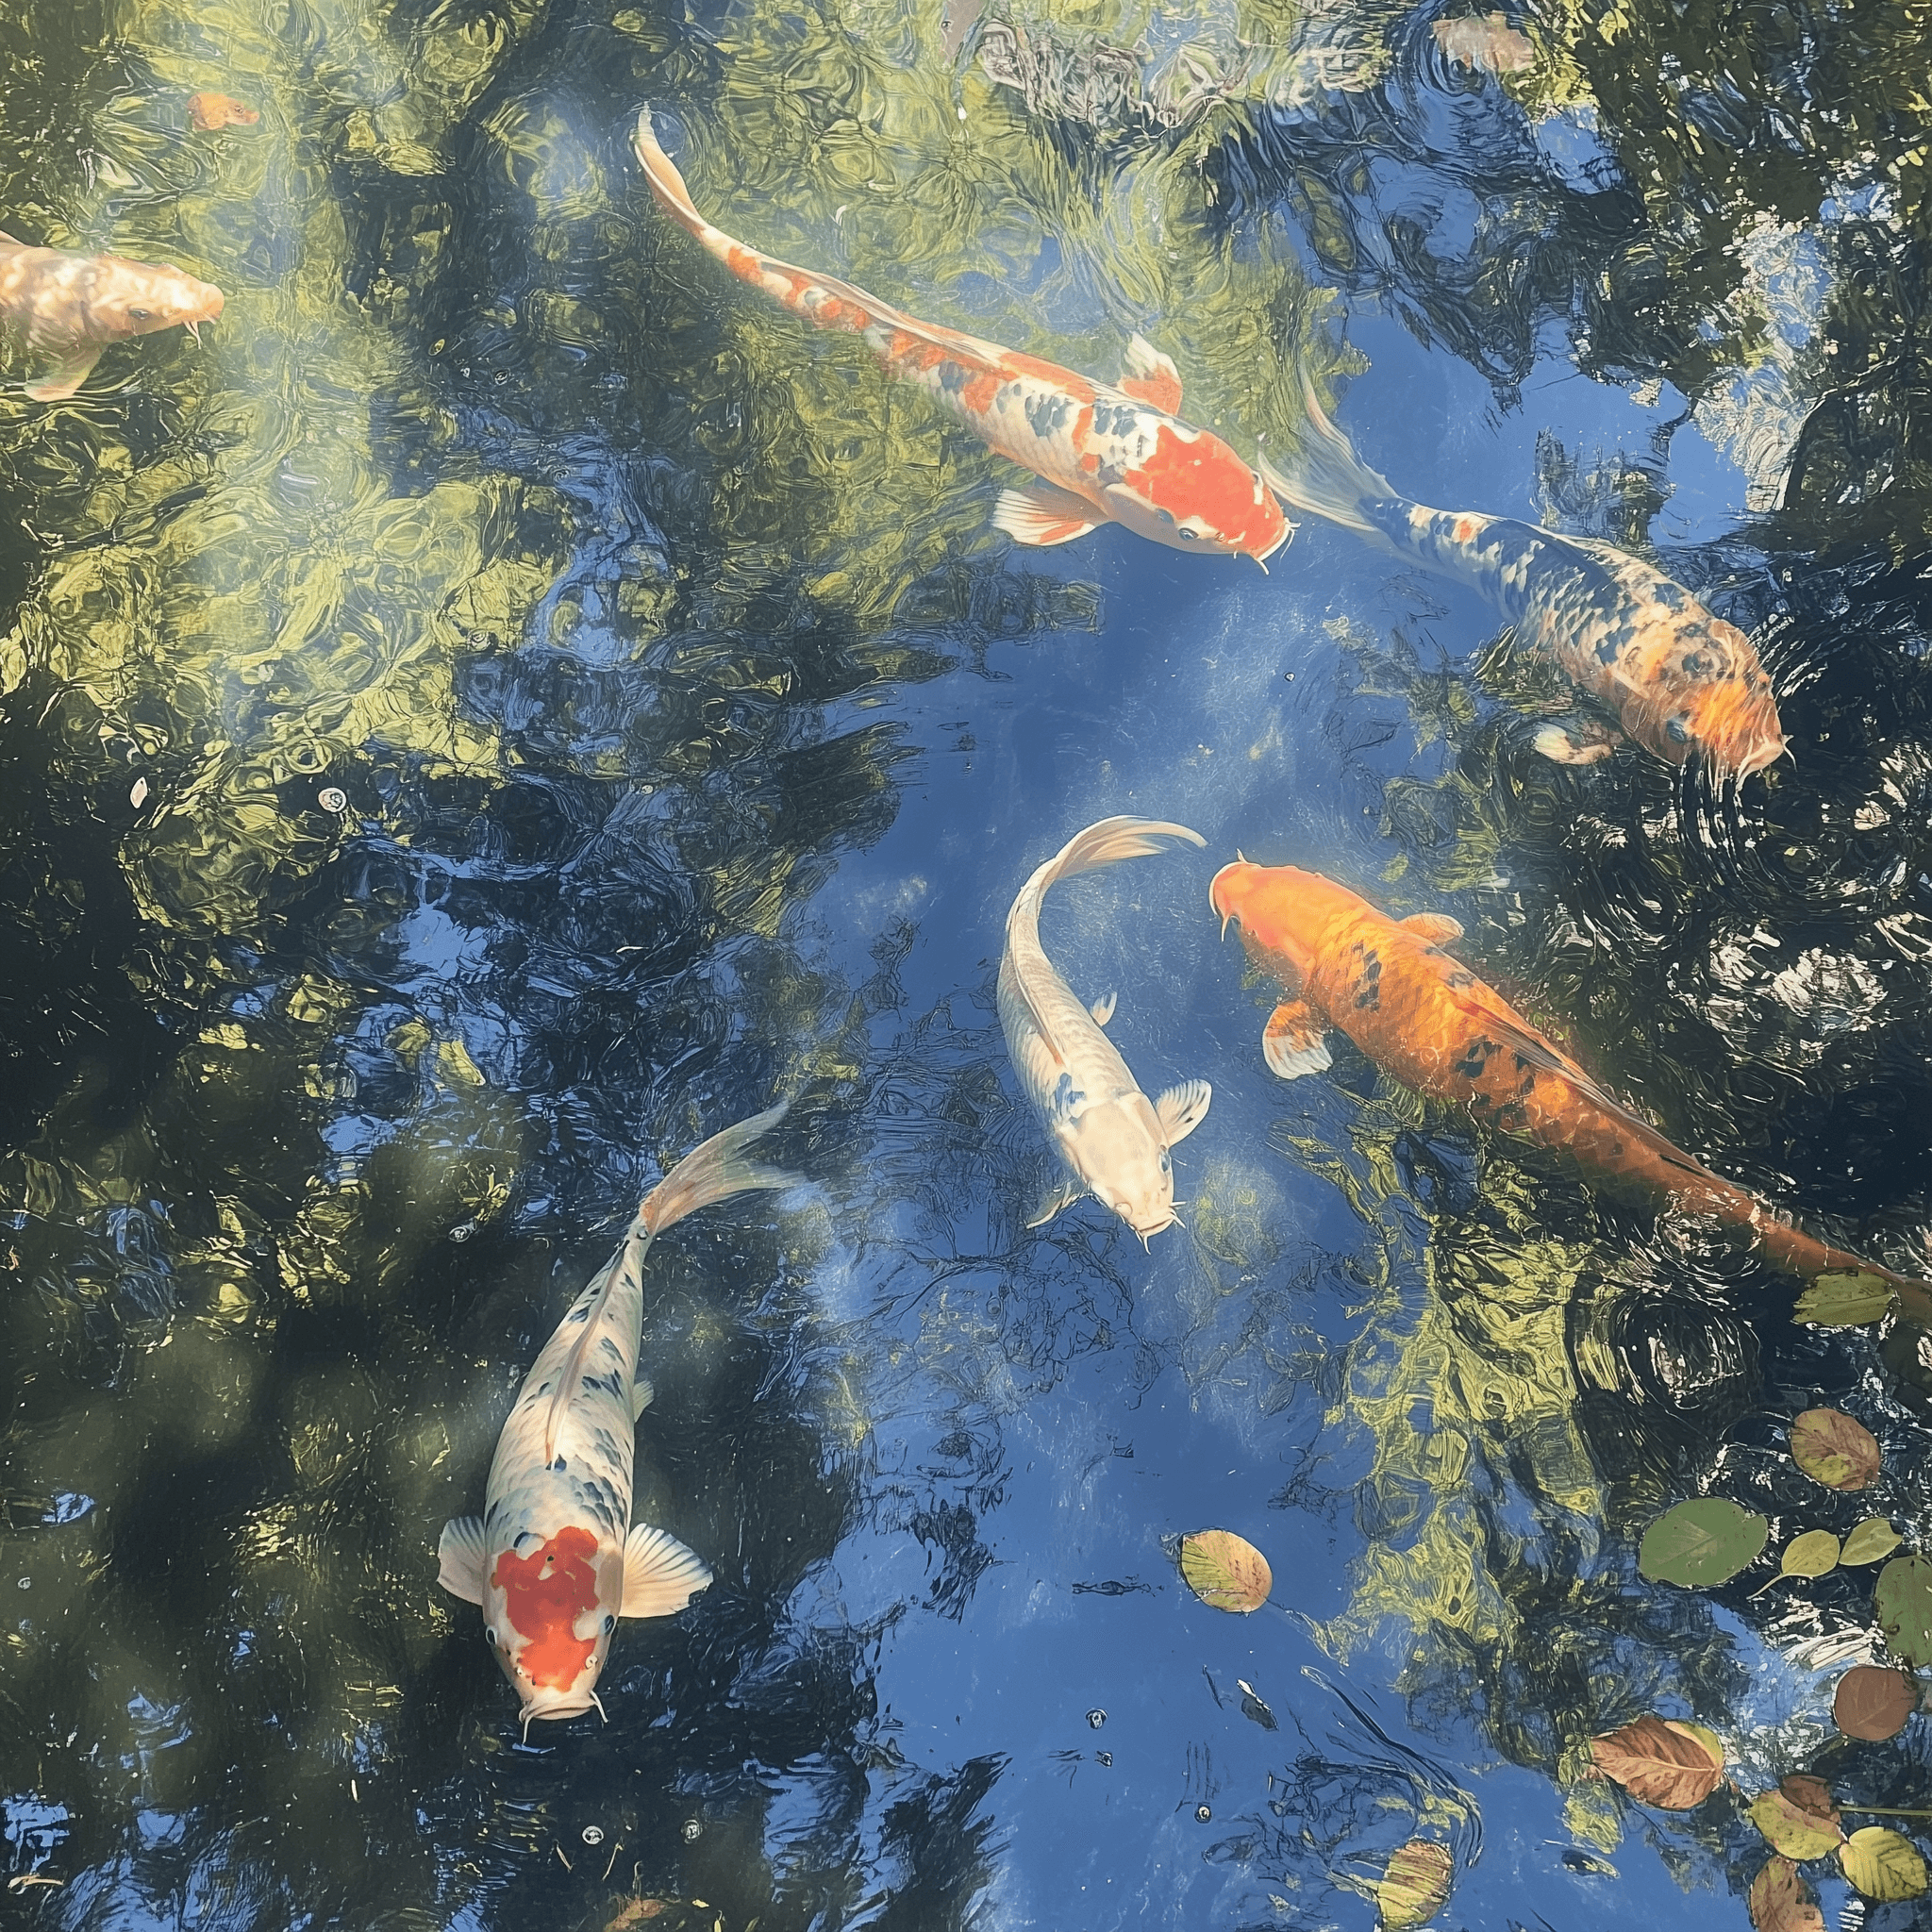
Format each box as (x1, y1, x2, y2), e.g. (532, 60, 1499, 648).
(1256, 376, 1397, 539)
(631, 108, 708, 238)
(1032, 815, 1207, 894)
(640, 1101, 805, 1238)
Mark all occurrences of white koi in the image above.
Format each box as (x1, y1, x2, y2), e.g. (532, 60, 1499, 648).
(999, 816, 1212, 1241)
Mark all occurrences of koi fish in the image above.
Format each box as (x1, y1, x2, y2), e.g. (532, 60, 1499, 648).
(0, 231, 224, 402)
(631, 110, 1288, 564)
(438, 1104, 803, 1733)
(1257, 382, 1786, 777)
(1210, 858, 1932, 1320)
(187, 92, 259, 131)
(1002, 816, 1213, 1241)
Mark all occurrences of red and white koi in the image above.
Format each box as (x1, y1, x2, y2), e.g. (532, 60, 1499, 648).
(1258, 381, 1787, 777)
(438, 1105, 802, 1734)
(0, 231, 224, 402)
(631, 111, 1289, 564)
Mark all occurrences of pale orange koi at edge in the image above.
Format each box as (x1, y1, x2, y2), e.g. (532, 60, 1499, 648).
(493, 1526, 600, 1690)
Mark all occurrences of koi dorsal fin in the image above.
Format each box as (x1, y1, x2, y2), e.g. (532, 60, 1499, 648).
(1118, 333, 1182, 414)
(1400, 912, 1464, 944)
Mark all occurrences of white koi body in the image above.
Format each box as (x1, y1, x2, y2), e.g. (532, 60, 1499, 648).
(0, 231, 224, 401)
(438, 1105, 801, 1731)
(999, 816, 1212, 1240)
(631, 111, 1288, 563)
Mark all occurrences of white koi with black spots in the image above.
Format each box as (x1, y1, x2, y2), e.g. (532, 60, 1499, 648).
(438, 1105, 802, 1734)
(999, 817, 1211, 1241)
(1258, 380, 1787, 777)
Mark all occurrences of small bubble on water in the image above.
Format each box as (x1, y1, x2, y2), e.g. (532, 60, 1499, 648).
(681, 1820, 703, 1842)
(1195, 1805, 1211, 1823)
(450, 1220, 476, 1243)
(129, 775, 149, 808)
(1086, 1708, 1106, 1728)
(317, 786, 348, 813)
(1095, 1751, 1112, 1767)
(16, 1577, 29, 1590)
(581, 1825, 604, 1846)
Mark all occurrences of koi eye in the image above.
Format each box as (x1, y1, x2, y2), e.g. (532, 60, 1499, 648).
(484, 1627, 497, 1647)
(1665, 713, 1691, 744)
(1159, 1152, 1171, 1173)
(127, 307, 151, 322)
(1177, 526, 1199, 541)
(1156, 508, 1175, 525)
(602, 1614, 615, 1634)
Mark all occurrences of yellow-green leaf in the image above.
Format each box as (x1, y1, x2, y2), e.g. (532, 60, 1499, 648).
(1374, 1838, 1453, 1930)
(1795, 1271, 1897, 1326)
(1639, 1498, 1769, 1586)
(1842, 1519, 1904, 1565)
(1780, 1530, 1840, 1579)
(1749, 1787, 1844, 1860)
(1840, 1826, 1929, 1902)
(1177, 1529, 1272, 1613)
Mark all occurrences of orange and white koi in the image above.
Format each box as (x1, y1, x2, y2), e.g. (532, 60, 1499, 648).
(0, 231, 224, 402)
(1257, 382, 1787, 777)
(631, 111, 1289, 564)
(1210, 858, 1932, 1320)
(438, 1105, 803, 1734)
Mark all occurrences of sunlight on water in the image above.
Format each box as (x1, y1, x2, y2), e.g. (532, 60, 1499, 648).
(0, 0, 1929, 1925)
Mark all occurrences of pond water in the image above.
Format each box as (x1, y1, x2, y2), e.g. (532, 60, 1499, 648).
(3, 0, 1931, 1927)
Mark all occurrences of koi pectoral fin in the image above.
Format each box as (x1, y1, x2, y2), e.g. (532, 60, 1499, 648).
(1118, 332, 1183, 414)
(1531, 718, 1621, 766)
(1154, 1078, 1211, 1145)
(437, 1516, 489, 1604)
(1089, 990, 1117, 1026)
(630, 1372, 655, 1422)
(1026, 1176, 1083, 1228)
(620, 1523, 713, 1619)
(992, 482, 1101, 547)
(1400, 912, 1464, 944)
(24, 343, 103, 402)
(1262, 1002, 1332, 1080)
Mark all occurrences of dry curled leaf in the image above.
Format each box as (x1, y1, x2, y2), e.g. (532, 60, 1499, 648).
(1374, 1838, 1453, 1930)
(1177, 1529, 1272, 1613)
(1833, 1664, 1919, 1741)
(1749, 1783, 1845, 1860)
(1840, 1825, 1929, 1902)
(1790, 1407, 1881, 1491)
(1589, 1714, 1724, 1809)
(1747, 1857, 1825, 1932)
(187, 91, 259, 130)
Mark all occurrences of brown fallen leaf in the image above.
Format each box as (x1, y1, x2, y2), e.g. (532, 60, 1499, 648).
(1177, 1529, 1272, 1613)
(1789, 1407, 1881, 1490)
(1431, 14, 1535, 73)
(1749, 1783, 1845, 1860)
(1834, 1665, 1920, 1741)
(1589, 1714, 1724, 1808)
(1748, 1857, 1825, 1932)
(605, 1901, 669, 1929)
(188, 92, 260, 131)
(1374, 1839, 1454, 1930)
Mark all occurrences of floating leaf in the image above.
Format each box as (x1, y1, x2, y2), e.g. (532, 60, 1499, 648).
(1834, 1665, 1920, 1741)
(1750, 1784, 1845, 1860)
(1374, 1838, 1453, 1930)
(1875, 1556, 1932, 1668)
(1639, 1498, 1769, 1587)
(1840, 1826, 1930, 1902)
(1790, 1408, 1881, 1491)
(1589, 1715, 1724, 1808)
(1794, 1271, 1897, 1327)
(1780, 1530, 1840, 1579)
(1780, 1774, 1839, 1821)
(1841, 1519, 1903, 1566)
(1177, 1530, 1272, 1613)
(1747, 1857, 1825, 1932)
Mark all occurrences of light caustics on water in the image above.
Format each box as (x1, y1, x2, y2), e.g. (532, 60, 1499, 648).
(0, 0, 1928, 1929)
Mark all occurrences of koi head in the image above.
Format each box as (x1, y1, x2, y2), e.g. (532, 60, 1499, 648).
(1058, 1091, 1181, 1241)
(88, 256, 225, 343)
(483, 1525, 621, 1729)
(1626, 617, 1787, 779)
(1209, 858, 1325, 993)
(1106, 422, 1292, 566)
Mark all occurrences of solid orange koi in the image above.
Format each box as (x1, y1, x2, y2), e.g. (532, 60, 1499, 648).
(630, 110, 1289, 565)
(1209, 857, 1932, 1322)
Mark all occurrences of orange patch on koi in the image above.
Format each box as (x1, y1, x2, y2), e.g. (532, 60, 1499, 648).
(1454, 515, 1479, 542)
(961, 368, 1001, 413)
(1135, 423, 1279, 554)
(493, 1526, 600, 1690)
